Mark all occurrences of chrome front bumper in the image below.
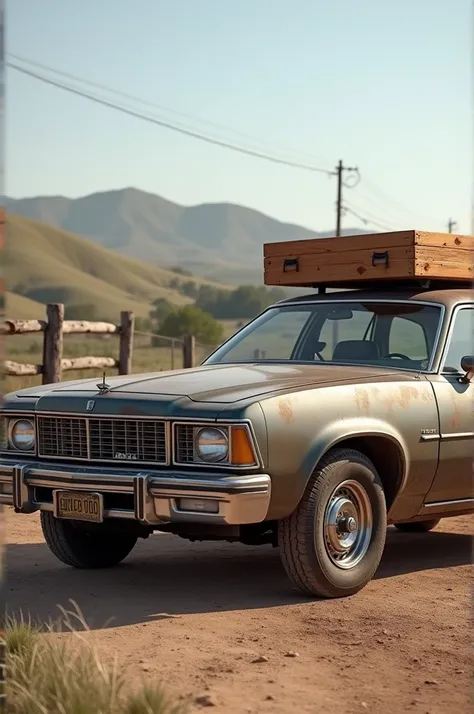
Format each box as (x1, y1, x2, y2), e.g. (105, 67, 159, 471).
(0, 459, 271, 526)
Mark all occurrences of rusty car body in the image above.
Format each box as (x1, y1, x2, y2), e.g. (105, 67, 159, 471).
(1, 286, 473, 597)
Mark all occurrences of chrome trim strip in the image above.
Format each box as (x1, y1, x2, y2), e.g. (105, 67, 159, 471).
(419, 433, 440, 442)
(439, 432, 474, 441)
(424, 497, 474, 508)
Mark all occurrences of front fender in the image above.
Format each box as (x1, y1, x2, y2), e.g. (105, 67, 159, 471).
(301, 417, 409, 490)
(265, 414, 408, 520)
(259, 380, 437, 521)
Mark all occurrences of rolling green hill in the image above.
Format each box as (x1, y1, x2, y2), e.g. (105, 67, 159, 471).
(6, 188, 365, 284)
(6, 214, 232, 321)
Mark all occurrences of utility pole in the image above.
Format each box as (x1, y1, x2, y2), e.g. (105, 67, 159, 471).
(447, 218, 457, 234)
(335, 159, 359, 236)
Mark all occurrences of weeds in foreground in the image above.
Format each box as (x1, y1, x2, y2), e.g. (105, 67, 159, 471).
(3, 602, 186, 714)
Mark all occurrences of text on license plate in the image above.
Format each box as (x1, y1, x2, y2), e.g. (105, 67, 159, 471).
(54, 490, 103, 523)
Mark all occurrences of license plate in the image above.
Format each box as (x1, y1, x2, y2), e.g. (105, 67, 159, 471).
(53, 490, 103, 523)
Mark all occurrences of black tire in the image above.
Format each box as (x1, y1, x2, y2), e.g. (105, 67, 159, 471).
(394, 518, 440, 533)
(40, 512, 138, 569)
(278, 448, 387, 598)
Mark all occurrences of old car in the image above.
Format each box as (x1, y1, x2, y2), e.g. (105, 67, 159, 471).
(1, 231, 473, 598)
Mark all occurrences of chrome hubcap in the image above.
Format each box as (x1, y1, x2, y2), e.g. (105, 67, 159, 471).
(323, 480, 373, 569)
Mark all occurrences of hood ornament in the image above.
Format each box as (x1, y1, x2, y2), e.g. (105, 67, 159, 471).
(97, 372, 110, 395)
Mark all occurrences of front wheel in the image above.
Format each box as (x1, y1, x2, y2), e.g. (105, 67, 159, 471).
(40, 512, 138, 568)
(394, 518, 440, 533)
(278, 448, 387, 598)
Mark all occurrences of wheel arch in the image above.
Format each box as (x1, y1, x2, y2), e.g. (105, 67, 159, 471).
(303, 420, 409, 513)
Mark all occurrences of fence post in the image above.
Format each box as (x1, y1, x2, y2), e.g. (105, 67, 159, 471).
(42, 303, 64, 384)
(118, 311, 134, 375)
(182, 334, 196, 369)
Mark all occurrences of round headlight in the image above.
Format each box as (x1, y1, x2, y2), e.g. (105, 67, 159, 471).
(194, 427, 229, 463)
(9, 419, 35, 452)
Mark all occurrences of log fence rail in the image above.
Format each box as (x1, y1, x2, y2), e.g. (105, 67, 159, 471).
(3, 303, 196, 383)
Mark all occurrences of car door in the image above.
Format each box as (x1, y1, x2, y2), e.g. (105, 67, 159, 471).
(425, 304, 474, 505)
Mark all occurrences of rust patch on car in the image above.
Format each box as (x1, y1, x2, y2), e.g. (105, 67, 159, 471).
(354, 388, 370, 415)
(278, 398, 294, 424)
(450, 392, 461, 429)
(382, 385, 431, 413)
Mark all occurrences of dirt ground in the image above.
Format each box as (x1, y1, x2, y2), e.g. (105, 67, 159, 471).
(5, 509, 473, 714)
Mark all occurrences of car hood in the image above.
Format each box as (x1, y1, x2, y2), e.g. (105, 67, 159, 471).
(11, 363, 413, 406)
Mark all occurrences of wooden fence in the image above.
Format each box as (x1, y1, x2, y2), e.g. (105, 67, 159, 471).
(3, 303, 196, 384)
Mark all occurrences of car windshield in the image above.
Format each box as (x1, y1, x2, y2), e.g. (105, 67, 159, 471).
(204, 300, 443, 371)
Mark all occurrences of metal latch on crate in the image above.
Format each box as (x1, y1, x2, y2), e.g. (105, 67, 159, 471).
(283, 258, 300, 273)
(372, 251, 389, 267)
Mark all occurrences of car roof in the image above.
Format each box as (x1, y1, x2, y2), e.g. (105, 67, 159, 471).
(277, 287, 473, 308)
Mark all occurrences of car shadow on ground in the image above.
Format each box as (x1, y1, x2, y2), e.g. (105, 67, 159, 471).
(6, 527, 471, 630)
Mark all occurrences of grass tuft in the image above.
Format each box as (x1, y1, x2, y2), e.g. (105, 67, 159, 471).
(3, 602, 187, 714)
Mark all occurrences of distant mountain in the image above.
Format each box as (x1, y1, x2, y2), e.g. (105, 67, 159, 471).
(5, 214, 231, 321)
(5, 188, 365, 284)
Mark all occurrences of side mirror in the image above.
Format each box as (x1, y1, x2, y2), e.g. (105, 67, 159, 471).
(459, 355, 474, 383)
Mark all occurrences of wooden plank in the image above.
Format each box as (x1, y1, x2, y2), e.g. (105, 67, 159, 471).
(415, 231, 474, 250)
(263, 230, 414, 258)
(0, 319, 47, 335)
(414, 261, 474, 280)
(62, 320, 119, 334)
(265, 258, 416, 286)
(4, 360, 42, 376)
(415, 246, 473, 264)
(61, 356, 118, 372)
(264, 246, 413, 271)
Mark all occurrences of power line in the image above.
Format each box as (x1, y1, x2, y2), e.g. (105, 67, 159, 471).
(7, 61, 335, 176)
(358, 175, 441, 227)
(342, 202, 398, 233)
(351, 184, 439, 230)
(344, 199, 409, 231)
(8, 51, 332, 167)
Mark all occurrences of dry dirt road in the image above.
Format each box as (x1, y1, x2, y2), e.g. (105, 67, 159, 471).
(5, 509, 472, 714)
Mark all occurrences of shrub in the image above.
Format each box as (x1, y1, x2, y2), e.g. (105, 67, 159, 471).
(159, 306, 224, 346)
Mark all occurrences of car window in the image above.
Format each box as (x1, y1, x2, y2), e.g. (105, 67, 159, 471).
(389, 316, 428, 360)
(443, 307, 474, 373)
(205, 301, 442, 371)
(318, 309, 374, 359)
(213, 307, 312, 362)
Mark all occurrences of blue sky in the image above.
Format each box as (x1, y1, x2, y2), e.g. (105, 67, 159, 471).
(6, 0, 473, 233)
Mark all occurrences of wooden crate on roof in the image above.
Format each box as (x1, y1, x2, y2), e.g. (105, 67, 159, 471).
(263, 230, 473, 288)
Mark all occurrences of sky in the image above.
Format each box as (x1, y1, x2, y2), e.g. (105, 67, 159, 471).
(6, 0, 473, 234)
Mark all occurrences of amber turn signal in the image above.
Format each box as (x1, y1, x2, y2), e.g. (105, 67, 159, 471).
(230, 426, 256, 465)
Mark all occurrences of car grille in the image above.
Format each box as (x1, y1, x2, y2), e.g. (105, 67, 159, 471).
(175, 424, 195, 463)
(38, 416, 167, 464)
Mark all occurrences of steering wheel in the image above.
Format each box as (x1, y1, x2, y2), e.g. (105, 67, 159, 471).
(384, 352, 410, 360)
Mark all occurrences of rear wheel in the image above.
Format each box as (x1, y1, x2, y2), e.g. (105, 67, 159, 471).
(278, 448, 387, 598)
(394, 518, 440, 533)
(40, 512, 138, 568)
